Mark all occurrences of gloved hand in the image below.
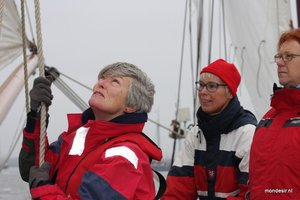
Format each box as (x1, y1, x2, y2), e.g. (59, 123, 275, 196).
(30, 76, 53, 111)
(29, 162, 51, 188)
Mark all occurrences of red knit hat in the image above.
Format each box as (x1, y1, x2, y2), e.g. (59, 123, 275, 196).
(200, 59, 241, 96)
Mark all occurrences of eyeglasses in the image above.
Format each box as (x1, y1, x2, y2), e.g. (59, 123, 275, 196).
(195, 81, 226, 92)
(274, 53, 300, 63)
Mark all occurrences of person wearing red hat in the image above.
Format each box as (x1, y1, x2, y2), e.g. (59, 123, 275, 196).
(249, 28, 300, 200)
(162, 59, 257, 200)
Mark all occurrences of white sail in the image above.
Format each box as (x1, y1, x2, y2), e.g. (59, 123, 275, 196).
(223, 0, 292, 119)
(0, 55, 38, 124)
(0, 0, 24, 69)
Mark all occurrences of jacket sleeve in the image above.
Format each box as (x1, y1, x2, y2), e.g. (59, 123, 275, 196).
(30, 184, 77, 200)
(232, 124, 256, 200)
(19, 111, 45, 182)
(19, 110, 59, 182)
(162, 127, 198, 200)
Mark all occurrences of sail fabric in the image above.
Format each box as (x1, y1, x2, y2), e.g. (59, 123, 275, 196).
(223, 0, 292, 119)
(0, 0, 24, 70)
(0, 55, 38, 124)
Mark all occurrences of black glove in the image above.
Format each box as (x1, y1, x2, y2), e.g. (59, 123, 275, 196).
(30, 76, 53, 111)
(29, 162, 51, 188)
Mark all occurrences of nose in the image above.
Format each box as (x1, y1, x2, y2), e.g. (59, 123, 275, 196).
(97, 78, 106, 88)
(274, 55, 285, 65)
(198, 87, 209, 96)
(275, 59, 285, 67)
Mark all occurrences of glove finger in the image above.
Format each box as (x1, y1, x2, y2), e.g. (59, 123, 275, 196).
(29, 165, 39, 174)
(31, 80, 53, 96)
(39, 95, 53, 106)
(30, 87, 53, 101)
(34, 83, 52, 96)
(33, 77, 52, 86)
(40, 162, 51, 172)
(46, 75, 54, 84)
(29, 165, 40, 181)
(30, 92, 53, 107)
(28, 163, 51, 188)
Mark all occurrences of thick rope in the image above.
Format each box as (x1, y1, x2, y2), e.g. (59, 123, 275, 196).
(20, 0, 30, 113)
(34, 0, 46, 167)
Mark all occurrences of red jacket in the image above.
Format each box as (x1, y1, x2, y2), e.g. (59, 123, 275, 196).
(163, 98, 257, 200)
(250, 88, 300, 200)
(20, 112, 162, 199)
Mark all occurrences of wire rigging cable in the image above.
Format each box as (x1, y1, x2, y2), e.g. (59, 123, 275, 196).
(188, 0, 197, 125)
(46, 68, 89, 111)
(170, 0, 189, 166)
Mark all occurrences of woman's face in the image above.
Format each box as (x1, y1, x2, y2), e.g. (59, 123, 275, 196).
(88, 75, 133, 121)
(198, 74, 233, 116)
(276, 40, 300, 87)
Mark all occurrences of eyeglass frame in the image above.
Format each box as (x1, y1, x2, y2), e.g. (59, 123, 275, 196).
(195, 81, 227, 93)
(274, 52, 300, 63)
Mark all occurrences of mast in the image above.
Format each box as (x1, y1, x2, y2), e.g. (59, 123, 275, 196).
(297, 0, 300, 27)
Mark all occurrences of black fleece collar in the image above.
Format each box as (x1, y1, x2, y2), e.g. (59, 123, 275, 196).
(81, 107, 147, 125)
(197, 97, 257, 142)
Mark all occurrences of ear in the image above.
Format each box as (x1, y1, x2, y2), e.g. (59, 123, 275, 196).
(124, 106, 136, 113)
(227, 92, 233, 99)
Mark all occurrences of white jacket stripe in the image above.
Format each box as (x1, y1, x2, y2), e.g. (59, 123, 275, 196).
(197, 189, 239, 198)
(105, 146, 138, 169)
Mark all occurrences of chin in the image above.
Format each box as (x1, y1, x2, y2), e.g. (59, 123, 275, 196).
(88, 98, 98, 107)
(202, 107, 212, 114)
(278, 81, 287, 87)
(88, 101, 93, 109)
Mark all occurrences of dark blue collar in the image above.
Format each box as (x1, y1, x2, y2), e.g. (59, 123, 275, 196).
(110, 112, 148, 124)
(81, 107, 147, 125)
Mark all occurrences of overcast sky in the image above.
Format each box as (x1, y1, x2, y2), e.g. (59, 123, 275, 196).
(1, 0, 196, 162)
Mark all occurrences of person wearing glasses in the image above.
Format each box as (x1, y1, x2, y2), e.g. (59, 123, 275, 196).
(162, 59, 257, 200)
(18, 62, 164, 199)
(249, 28, 300, 200)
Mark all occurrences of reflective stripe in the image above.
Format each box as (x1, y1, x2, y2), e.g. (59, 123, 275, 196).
(69, 127, 89, 156)
(197, 189, 239, 198)
(197, 190, 208, 196)
(215, 189, 239, 198)
(105, 146, 138, 169)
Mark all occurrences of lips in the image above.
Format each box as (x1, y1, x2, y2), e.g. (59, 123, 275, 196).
(200, 99, 211, 104)
(277, 71, 287, 76)
(93, 91, 104, 97)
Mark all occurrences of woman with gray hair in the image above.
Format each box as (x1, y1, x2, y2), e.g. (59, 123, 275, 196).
(19, 62, 163, 199)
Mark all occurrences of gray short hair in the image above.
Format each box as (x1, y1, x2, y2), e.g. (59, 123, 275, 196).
(98, 62, 155, 113)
